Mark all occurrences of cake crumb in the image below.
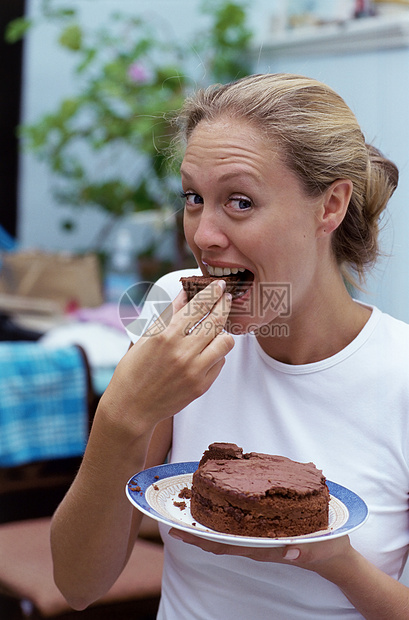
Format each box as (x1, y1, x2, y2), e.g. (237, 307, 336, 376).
(178, 486, 192, 499)
(173, 501, 187, 510)
(153, 484, 159, 491)
(129, 485, 141, 492)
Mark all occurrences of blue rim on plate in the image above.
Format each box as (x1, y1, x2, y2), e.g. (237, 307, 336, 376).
(126, 461, 369, 548)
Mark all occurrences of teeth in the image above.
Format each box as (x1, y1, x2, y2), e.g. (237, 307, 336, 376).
(207, 265, 246, 276)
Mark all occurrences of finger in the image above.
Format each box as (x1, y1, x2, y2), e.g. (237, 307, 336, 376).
(177, 332, 233, 400)
(200, 331, 235, 376)
(145, 281, 228, 339)
(283, 547, 301, 561)
(169, 529, 237, 555)
(156, 289, 188, 330)
(168, 529, 285, 562)
(197, 358, 226, 396)
(184, 293, 232, 346)
(181, 280, 227, 325)
(172, 288, 188, 313)
(144, 289, 187, 337)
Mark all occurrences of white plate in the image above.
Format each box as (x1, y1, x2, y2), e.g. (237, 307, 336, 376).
(126, 461, 369, 547)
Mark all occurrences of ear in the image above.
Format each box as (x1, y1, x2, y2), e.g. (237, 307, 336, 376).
(316, 179, 353, 238)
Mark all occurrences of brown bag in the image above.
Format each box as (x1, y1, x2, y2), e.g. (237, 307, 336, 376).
(0, 251, 103, 311)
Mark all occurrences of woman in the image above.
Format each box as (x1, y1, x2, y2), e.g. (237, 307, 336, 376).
(51, 74, 409, 619)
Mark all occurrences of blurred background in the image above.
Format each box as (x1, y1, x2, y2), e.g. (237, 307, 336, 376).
(1, 0, 409, 322)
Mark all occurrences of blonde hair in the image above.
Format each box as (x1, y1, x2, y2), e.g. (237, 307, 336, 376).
(175, 73, 399, 283)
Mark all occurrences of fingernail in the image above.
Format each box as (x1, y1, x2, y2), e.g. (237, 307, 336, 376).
(217, 279, 226, 292)
(284, 548, 300, 561)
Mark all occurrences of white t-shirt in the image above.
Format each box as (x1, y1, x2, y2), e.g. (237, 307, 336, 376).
(128, 270, 409, 620)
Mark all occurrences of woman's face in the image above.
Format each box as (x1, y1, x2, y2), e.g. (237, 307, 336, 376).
(181, 117, 325, 334)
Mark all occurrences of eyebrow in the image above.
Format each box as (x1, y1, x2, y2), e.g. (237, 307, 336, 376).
(180, 167, 192, 179)
(180, 167, 258, 183)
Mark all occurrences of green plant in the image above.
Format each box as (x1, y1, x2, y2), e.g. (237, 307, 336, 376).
(7, 0, 252, 252)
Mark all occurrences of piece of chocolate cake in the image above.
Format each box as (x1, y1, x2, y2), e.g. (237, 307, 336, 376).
(180, 275, 245, 301)
(198, 442, 243, 466)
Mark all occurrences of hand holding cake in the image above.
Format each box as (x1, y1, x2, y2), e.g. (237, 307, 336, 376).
(102, 279, 235, 432)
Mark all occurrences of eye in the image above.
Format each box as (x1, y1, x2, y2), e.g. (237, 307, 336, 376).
(180, 191, 203, 208)
(226, 196, 253, 212)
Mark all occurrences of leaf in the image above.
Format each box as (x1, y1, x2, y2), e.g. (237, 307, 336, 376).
(76, 47, 97, 74)
(58, 24, 82, 51)
(5, 18, 33, 43)
(59, 98, 81, 119)
(11, 0, 254, 238)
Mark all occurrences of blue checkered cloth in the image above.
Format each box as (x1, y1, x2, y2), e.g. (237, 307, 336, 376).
(0, 343, 88, 466)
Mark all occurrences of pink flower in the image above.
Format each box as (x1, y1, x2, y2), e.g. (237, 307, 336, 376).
(127, 62, 151, 84)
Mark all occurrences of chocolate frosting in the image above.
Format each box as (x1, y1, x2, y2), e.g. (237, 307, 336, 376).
(197, 448, 325, 497)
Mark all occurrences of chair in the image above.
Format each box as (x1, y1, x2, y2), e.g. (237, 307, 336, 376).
(0, 342, 163, 619)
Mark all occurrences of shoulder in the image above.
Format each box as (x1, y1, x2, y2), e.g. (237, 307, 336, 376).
(370, 307, 409, 368)
(376, 309, 409, 344)
(153, 268, 201, 298)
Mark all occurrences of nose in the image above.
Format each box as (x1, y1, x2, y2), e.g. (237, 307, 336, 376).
(192, 208, 229, 251)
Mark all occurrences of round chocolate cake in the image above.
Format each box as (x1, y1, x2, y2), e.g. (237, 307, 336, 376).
(190, 443, 330, 538)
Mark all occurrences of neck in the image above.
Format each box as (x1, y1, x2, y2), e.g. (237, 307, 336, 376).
(255, 274, 371, 365)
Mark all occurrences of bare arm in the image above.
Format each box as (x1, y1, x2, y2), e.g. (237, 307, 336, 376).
(51, 281, 234, 610)
(313, 542, 409, 620)
(51, 412, 171, 610)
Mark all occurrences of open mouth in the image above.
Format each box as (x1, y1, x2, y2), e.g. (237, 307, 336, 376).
(206, 265, 254, 299)
(180, 267, 254, 302)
